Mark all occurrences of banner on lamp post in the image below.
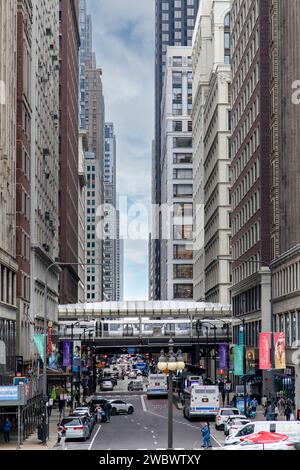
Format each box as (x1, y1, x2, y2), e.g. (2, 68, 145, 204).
(274, 332, 286, 369)
(47, 321, 52, 356)
(234, 345, 244, 376)
(72, 341, 81, 372)
(229, 344, 235, 371)
(219, 344, 228, 370)
(259, 332, 271, 369)
(63, 341, 72, 367)
(33, 334, 45, 364)
(246, 347, 256, 374)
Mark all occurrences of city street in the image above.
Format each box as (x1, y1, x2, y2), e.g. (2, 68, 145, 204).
(54, 378, 223, 451)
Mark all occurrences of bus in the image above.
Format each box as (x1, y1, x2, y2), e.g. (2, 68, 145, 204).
(183, 384, 220, 420)
(146, 374, 168, 399)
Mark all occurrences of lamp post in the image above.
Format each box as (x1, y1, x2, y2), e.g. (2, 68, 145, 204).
(157, 339, 185, 450)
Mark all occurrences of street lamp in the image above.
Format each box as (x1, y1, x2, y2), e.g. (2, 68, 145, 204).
(157, 339, 185, 450)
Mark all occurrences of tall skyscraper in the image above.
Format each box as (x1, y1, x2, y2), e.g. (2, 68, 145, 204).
(16, 0, 33, 363)
(270, 0, 300, 412)
(103, 123, 117, 301)
(0, 0, 18, 382)
(79, 2, 104, 302)
(160, 47, 194, 300)
(192, 0, 232, 304)
(151, 0, 200, 300)
(230, 0, 271, 393)
(30, 0, 60, 343)
(59, 0, 81, 304)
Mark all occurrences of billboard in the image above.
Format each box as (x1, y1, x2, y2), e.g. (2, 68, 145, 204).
(234, 345, 244, 376)
(274, 332, 286, 369)
(63, 341, 72, 367)
(259, 332, 271, 369)
(245, 347, 256, 374)
(33, 334, 45, 364)
(72, 341, 81, 372)
(229, 344, 235, 371)
(219, 344, 228, 370)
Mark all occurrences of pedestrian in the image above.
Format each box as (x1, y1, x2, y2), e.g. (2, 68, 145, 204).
(58, 398, 66, 418)
(250, 397, 258, 412)
(46, 398, 53, 417)
(2, 418, 13, 443)
(231, 394, 237, 407)
(57, 422, 67, 450)
(284, 404, 292, 421)
(265, 402, 273, 421)
(96, 405, 102, 424)
(221, 390, 226, 406)
(261, 395, 267, 410)
(274, 405, 279, 421)
(104, 401, 112, 423)
(201, 422, 211, 449)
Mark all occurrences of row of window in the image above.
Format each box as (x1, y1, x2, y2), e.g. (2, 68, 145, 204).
(232, 190, 260, 235)
(233, 221, 260, 260)
(232, 158, 259, 208)
(173, 153, 192, 164)
(173, 264, 193, 279)
(273, 262, 300, 299)
(173, 120, 192, 132)
(232, 253, 261, 285)
(274, 311, 300, 347)
(231, 0, 259, 52)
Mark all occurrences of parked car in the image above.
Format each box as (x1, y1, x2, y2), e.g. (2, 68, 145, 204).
(73, 408, 96, 427)
(215, 408, 241, 430)
(100, 380, 114, 391)
(61, 416, 90, 441)
(128, 379, 144, 392)
(109, 399, 134, 415)
(224, 416, 250, 436)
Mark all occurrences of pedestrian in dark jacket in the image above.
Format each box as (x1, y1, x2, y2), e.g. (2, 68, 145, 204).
(3, 418, 13, 443)
(284, 405, 292, 421)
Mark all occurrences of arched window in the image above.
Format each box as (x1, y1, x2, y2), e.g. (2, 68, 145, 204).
(224, 13, 231, 64)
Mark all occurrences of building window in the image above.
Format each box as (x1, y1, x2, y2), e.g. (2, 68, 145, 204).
(173, 203, 193, 217)
(173, 153, 192, 164)
(173, 284, 193, 299)
(173, 169, 193, 180)
(173, 137, 192, 148)
(173, 120, 182, 132)
(173, 245, 193, 260)
(173, 225, 193, 240)
(224, 13, 231, 64)
(173, 184, 193, 198)
(173, 265, 193, 279)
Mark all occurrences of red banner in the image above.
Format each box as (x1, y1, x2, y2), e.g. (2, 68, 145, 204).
(259, 332, 271, 369)
(47, 322, 52, 356)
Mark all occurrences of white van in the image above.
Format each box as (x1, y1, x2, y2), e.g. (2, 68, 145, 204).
(146, 374, 168, 398)
(225, 420, 300, 445)
(183, 385, 219, 420)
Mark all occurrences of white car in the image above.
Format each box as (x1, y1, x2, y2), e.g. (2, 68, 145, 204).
(224, 416, 251, 436)
(221, 440, 297, 450)
(109, 399, 134, 415)
(215, 408, 241, 430)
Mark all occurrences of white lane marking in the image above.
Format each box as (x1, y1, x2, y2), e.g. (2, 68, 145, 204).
(143, 409, 222, 447)
(137, 423, 141, 426)
(144, 427, 148, 430)
(154, 442, 158, 445)
(141, 395, 147, 412)
(88, 425, 102, 451)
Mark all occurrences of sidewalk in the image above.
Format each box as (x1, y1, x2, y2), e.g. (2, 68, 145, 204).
(0, 409, 61, 451)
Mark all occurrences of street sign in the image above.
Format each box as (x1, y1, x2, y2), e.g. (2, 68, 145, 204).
(0, 386, 19, 401)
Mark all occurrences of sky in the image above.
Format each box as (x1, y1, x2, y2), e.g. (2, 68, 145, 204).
(88, 0, 155, 300)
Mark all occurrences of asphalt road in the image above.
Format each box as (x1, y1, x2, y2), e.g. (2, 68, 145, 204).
(58, 393, 224, 451)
